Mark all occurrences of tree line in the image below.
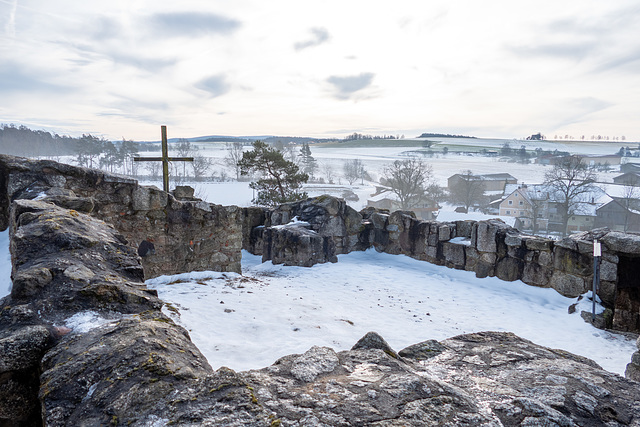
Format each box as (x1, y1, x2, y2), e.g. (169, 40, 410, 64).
(0, 124, 105, 158)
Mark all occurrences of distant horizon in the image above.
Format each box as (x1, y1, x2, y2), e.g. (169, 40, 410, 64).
(2, 122, 638, 145)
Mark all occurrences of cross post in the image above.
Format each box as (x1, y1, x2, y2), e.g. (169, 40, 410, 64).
(134, 125, 194, 192)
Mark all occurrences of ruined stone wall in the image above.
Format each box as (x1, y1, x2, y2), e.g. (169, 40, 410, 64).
(247, 198, 640, 333)
(360, 209, 640, 331)
(0, 155, 242, 278)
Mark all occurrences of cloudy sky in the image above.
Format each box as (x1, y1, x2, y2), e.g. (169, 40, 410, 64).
(1, 1, 639, 141)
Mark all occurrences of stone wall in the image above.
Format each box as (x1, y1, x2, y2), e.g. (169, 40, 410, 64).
(247, 198, 640, 333)
(2, 200, 639, 425)
(0, 155, 242, 278)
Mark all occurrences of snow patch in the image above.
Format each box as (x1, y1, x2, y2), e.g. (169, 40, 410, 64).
(272, 216, 312, 230)
(449, 237, 471, 246)
(0, 230, 11, 299)
(64, 311, 116, 333)
(145, 270, 234, 287)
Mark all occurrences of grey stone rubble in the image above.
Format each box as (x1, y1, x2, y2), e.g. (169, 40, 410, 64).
(0, 189, 638, 425)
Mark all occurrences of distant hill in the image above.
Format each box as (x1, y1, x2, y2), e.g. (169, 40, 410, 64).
(418, 133, 476, 139)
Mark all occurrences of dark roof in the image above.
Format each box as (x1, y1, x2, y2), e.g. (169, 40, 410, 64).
(481, 173, 517, 181)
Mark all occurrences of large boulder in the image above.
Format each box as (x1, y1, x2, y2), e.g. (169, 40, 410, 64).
(242, 331, 640, 426)
(261, 222, 337, 267)
(269, 196, 364, 255)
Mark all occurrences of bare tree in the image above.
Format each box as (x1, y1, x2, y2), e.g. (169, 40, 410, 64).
(343, 159, 364, 185)
(145, 161, 161, 180)
(321, 162, 334, 184)
(224, 142, 244, 180)
(448, 170, 486, 211)
(382, 157, 435, 210)
(543, 156, 598, 236)
(192, 155, 214, 181)
(174, 138, 198, 179)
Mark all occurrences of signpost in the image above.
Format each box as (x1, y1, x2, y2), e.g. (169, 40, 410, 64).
(592, 240, 601, 322)
(134, 126, 194, 192)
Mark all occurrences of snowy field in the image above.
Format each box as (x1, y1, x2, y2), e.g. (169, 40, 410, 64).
(133, 136, 625, 210)
(147, 250, 637, 376)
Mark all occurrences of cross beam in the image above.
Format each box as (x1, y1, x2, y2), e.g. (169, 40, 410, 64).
(134, 125, 194, 192)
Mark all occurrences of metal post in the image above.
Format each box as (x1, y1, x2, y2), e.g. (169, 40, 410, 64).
(592, 240, 601, 322)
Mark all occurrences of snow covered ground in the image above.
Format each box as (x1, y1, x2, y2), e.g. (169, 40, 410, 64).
(146, 250, 637, 376)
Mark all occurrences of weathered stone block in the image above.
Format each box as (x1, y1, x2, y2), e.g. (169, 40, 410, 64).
(598, 280, 616, 308)
(522, 262, 552, 287)
(496, 257, 524, 282)
(625, 360, 640, 381)
(262, 224, 337, 267)
(504, 233, 522, 247)
(427, 224, 439, 247)
(464, 247, 478, 271)
(602, 231, 640, 255)
(0, 326, 52, 372)
(438, 225, 451, 241)
(475, 261, 494, 278)
(549, 271, 587, 297)
(600, 260, 617, 282)
(442, 241, 465, 270)
(133, 186, 168, 212)
(425, 245, 438, 262)
(455, 220, 474, 238)
(370, 212, 388, 230)
(538, 250, 553, 267)
(524, 237, 553, 251)
(553, 246, 592, 277)
(172, 185, 195, 200)
(475, 221, 497, 253)
(480, 252, 497, 265)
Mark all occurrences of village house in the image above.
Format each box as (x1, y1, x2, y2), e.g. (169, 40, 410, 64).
(447, 172, 517, 192)
(536, 154, 622, 167)
(613, 172, 640, 186)
(498, 184, 624, 235)
(620, 162, 640, 174)
(499, 184, 550, 232)
(367, 187, 439, 220)
(595, 199, 640, 232)
(578, 154, 623, 167)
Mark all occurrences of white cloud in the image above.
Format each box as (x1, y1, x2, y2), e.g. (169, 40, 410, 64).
(294, 27, 330, 51)
(326, 73, 375, 100)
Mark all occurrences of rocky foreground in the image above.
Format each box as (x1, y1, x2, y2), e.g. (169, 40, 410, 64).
(1, 199, 640, 426)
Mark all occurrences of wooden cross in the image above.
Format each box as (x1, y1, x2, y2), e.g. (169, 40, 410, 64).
(134, 125, 194, 192)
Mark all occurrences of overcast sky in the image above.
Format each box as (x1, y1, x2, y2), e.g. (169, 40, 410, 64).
(1, 1, 639, 141)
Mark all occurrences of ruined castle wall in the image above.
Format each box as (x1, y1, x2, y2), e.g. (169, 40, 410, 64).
(360, 209, 640, 332)
(247, 198, 640, 333)
(0, 155, 242, 278)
